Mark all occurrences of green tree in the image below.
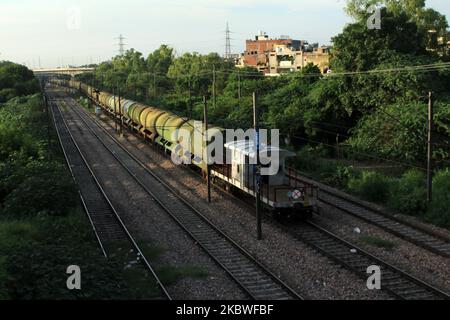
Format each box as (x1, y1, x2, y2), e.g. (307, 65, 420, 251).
(347, 100, 450, 163)
(147, 45, 175, 75)
(263, 64, 323, 139)
(345, 0, 449, 57)
(168, 52, 233, 97)
(332, 8, 426, 72)
(0, 62, 39, 102)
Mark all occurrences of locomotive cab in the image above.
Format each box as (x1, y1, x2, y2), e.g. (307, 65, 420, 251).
(226, 140, 294, 190)
(211, 140, 318, 218)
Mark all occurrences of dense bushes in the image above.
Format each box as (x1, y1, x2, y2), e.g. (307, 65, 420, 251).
(388, 170, 427, 216)
(295, 149, 450, 228)
(427, 170, 450, 228)
(348, 171, 392, 203)
(0, 126, 39, 162)
(0, 94, 77, 218)
(1, 162, 77, 217)
(345, 169, 449, 227)
(0, 215, 160, 299)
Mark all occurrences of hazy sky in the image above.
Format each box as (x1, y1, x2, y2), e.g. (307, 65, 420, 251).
(1, 0, 449, 68)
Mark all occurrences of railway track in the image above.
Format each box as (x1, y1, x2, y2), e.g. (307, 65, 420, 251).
(210, 176, 450, 300)
(58, 88, 449, 300)
(284, 221, 449, 300)
(59, 94, 303, 300)
(208, 179, 450, 300)
(48, 91, 171, 300)
(319, 190, 450, 257)
(288, 171, 450, 258)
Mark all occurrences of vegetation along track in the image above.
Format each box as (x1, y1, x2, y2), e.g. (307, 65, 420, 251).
(288, 171, 450, 258)
(48, 91, 171, 300)
(59, 92, 303, 300)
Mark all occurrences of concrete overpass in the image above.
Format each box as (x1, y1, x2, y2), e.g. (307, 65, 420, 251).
(33, 67, 95, 77)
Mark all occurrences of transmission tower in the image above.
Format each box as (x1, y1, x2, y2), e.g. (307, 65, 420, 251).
(225, 22, 231, 60)
(116, 34, 127, 55)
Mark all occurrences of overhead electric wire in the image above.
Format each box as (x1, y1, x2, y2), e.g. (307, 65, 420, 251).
(309, 120, 354, 130)
(78, 59, 450, 165)
(310, 124, 430, 164)
(292, 135, 428, 172)
(90, 61, 450, 83)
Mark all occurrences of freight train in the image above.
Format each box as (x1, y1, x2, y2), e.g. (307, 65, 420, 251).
(50, 78, 318, 217)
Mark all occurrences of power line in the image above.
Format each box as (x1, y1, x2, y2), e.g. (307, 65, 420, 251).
(292, 135, 428, 172)
(86, 61, 450, 83)
(80, 61, 450, 147)
(216, 61, 450, 78)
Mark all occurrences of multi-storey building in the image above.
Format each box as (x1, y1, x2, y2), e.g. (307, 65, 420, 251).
(238, 31, 330, 75)
(268, 44, 331, 75)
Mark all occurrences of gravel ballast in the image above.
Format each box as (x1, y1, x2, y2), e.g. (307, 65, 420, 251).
(60, 101, 247, 300)
(78, 107, 398, 300)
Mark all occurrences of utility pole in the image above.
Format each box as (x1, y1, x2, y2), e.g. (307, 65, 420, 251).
(204, 96, 211, 203)
(114, 85, 118, 132)
(153, 73, 157, 99)
(213, 65, 216, 109)
(113, 86, 116, 120)
(427, 92, 434, 203)
(336, 134, 340, 165)
(238, 70, 241, 106)
(253, 92, 262, 240)
(188, 75, 192, 118)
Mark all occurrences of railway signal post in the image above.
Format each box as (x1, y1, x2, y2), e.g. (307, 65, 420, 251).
(427, 92, 433, 203)
(204, 96, 212, 203)
(253, 92, 262, 240)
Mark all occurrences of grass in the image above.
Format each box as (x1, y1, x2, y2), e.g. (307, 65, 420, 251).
(121, 267, 162, 299)
(156, 265, 209, 286)
(140, 243, 167, 261)
(107, 241, 208, 294)
(0, 211, 173, 300)
(360, 235, 396, 250)
(78, 97, 95, 113)
(133, 242, 209, 287)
